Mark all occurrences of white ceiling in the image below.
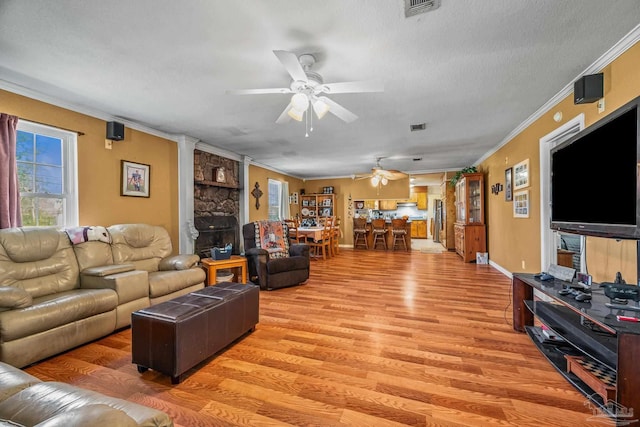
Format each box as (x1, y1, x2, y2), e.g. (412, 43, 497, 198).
(1, 1, 639, 186)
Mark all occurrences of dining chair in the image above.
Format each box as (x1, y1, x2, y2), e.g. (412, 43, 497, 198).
(391, 218, 409, 251)
(284, 218, 304, 244)
(307, 219, 332, 260)
(331, 216, 341, 256)
(353, 217, 369, 249)
(371, 218, 388, 250)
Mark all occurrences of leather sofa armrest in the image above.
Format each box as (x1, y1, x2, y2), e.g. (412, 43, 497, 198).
(289, 243, 310, 259)
(82, 264, 135, 277)
(158, 254, 200, 271)
(80, 270, 149, 305)
(34, 404, 138, 427)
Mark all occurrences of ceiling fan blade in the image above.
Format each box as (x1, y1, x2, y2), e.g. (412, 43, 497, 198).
(380, 170, 407, 180)
(226, 88, 291, 95)
(353, 175, 372, 181)
(317, 80, 384, 94)
(318, 96, 358, 123)
(273, 50, 308, 83)
(275, 104, 292, 124)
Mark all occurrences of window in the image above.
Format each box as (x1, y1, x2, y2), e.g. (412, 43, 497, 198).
(16, 121, 78, 227)
(267, 179, 282, 220)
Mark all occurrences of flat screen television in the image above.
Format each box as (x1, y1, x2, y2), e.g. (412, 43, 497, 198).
(550, 95, 640, 239)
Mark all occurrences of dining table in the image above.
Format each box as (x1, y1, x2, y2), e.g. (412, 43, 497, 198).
(295, 226, 325, 242)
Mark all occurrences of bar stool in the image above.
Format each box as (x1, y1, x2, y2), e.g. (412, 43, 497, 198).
(353, 217, 369, 249)
(371, 218, 388, 250)
(391, 218, 409, 251)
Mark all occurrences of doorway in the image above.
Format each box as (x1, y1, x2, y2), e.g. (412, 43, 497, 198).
(539, 114, 585, 272)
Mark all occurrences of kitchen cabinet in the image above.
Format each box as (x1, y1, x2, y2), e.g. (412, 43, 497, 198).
(454, 172, 486, 262)
(363, 200, 378, 209)
(411, 220, 427, 238)
(378, 200, 397, 210)
(416, 192, 427, 210)
(409, 188, 428, 210)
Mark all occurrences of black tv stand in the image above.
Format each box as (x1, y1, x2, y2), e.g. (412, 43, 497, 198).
(513, 273, 640, 422)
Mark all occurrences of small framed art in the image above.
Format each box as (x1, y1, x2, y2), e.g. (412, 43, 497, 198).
(513, 159, 529, 190)
(121, 160, 150, 197)
(513, 190, 529, 218)
(505, 167, 513, 201)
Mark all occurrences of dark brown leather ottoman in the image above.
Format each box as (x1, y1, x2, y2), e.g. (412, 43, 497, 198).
(131, 282, 259, 384)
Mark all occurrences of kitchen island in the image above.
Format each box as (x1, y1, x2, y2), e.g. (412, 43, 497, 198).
(362, 219, 412, 250)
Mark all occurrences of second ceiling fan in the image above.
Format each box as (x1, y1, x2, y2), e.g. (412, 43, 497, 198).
(353, 158, 408, 186)
(226, 50, 383, 124)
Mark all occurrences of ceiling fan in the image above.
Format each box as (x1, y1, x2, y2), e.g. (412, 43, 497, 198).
(352, 158, 408, 186)
(226, 50, 383, 125)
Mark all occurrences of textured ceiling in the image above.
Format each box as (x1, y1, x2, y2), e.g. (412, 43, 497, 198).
(0, 0, 639, 185)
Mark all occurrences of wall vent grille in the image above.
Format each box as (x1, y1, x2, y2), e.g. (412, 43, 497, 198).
(410, 123, 426, 132)
(405, 0, 441, 18)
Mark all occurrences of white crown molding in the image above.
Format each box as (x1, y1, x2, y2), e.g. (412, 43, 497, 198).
(194, 141, 242, 162)
(0, 78, 184, 143)
(246, 158, 305, 181)
(475, 23, 640, 166)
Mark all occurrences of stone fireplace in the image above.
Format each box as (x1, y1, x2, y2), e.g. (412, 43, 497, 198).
(193, 150, 240, 257)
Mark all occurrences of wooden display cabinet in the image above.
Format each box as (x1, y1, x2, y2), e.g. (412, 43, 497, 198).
(454, 172, 486, 262)
(300, 193, 335, 222)
(440, 179, 456, 251)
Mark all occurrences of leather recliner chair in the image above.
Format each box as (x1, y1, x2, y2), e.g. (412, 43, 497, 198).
(242, 221, 310, 290)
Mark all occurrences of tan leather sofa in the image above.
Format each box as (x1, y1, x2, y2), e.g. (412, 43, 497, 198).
(0, 224, 205, 368)
(0, 361, 172, 426)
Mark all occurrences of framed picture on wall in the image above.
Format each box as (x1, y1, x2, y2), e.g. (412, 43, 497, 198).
(290, 192, 299, 205)
(505, 167, 513, 201)
(513, 159, 530, 190)
(121, 160, 150, 197)
(513, 190, 529, 218)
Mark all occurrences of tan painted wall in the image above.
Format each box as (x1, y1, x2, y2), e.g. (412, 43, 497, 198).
(247, 164, 304, 222)
(1, 90, 181, 251)
(247, 164, 410, 246)
(479, 42, 640, 283)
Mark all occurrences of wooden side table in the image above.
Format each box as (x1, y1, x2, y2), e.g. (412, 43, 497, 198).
(200, 256, 248, 285)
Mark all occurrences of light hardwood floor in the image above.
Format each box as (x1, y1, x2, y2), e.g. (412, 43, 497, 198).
(25, 248, 602, 426)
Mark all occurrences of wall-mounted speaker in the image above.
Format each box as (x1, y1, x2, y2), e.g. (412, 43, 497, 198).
(574, 73, 603, 104)
(106, 121, 125, 141)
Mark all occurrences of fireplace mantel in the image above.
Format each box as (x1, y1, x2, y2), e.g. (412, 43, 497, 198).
(194, 179, 240, 189)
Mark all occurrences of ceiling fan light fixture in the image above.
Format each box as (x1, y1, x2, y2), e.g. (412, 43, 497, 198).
(290, 93, 309, 111)
(287, 108, 305, 121)
(381, 177, 389, 186)
(312, 99, 330, 119)
(371, 176, 380, 186)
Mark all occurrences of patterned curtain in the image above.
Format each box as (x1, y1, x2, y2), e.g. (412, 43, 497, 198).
(0, 113, 21, 228)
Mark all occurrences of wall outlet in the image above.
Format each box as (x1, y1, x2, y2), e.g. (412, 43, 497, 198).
(105, 139, 113, 150)
(597, 98, 605, 113)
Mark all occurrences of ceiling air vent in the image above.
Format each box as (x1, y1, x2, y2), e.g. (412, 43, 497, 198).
(410, 123, 426, 132)
(404, 0, 441, 18)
